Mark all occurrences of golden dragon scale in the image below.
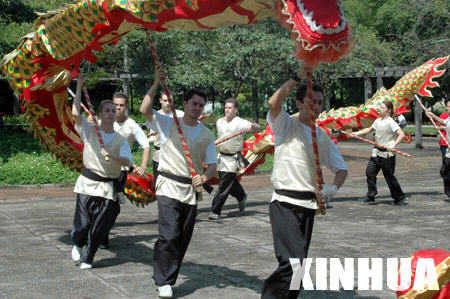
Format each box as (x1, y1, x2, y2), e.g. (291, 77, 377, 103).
(317, 56, 448, 137)
(0, 0, 356, 206)
(0, 0, 279, 206)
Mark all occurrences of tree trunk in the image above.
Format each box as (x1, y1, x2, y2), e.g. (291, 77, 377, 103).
(251, 79, 258, 123)
(364, 76, 372, 103)
(123, 42, 131, 113)
(414, 97, 423, 149)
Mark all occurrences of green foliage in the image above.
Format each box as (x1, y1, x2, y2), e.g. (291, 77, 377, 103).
(0, 129, 44, 163)
(0, 151, 79, 184)
(3, 114, 27, 124)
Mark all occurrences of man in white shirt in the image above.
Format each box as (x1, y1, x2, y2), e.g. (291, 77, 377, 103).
(140, 67, 217, 299)
(426, 110, 450, 198)
(70, 76, 132, 270)
(209, 98, 260, 220)
(262, 66, 348, 298)
(99, 92, 151, 249)
(149, 92, 184, 184)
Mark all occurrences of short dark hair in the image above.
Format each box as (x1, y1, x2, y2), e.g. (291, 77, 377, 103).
(98, 100, 115, 113)
(296, 84, 324, 103)
(445, 97, 450, 105)
(225, 98, 238, 108)
(112, 92, 128, 105)
(185, 88, 207, 103)
(382, 100, 394, 116)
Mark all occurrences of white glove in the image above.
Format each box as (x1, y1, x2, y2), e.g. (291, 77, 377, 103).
(321, 184, 338, 200)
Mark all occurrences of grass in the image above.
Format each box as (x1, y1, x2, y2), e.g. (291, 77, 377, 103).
(403, 126, 438, 136)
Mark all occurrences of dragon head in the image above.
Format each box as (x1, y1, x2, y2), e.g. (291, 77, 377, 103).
(277, 0, 353, 66)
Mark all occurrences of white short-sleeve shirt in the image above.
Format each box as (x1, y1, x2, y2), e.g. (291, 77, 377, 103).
(146, 110, 216, 164)
(267, 109, 348, 173)
(76, 118, 132, 162)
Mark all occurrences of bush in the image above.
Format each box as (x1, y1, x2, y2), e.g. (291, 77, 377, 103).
(0, 151, 79, 184)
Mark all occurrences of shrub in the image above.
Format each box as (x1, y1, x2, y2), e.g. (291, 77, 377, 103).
(0, 151, 79, 184)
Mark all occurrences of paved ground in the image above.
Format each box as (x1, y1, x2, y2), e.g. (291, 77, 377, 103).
(0, 137, 449, 298)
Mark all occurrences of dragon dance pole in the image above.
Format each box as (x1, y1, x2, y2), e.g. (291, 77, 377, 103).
(67, 87, 92, 116)
(339, 130, 412, 157)
(78, 74, 109, 161)
(215, 130, 246, 146)
(145, 30, 208, 193)
(415, 95, 450, 148)
(306, 71, 326, 215)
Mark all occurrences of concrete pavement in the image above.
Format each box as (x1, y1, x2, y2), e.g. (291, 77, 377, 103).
(0, 137, 449, 298)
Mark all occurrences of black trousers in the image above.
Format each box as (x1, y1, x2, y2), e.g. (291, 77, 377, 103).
(152, 160, 159, 186)
(366, 155, 405, 201)
(262, 201, 315, 299)
(71, 193, 120, 263)
(440, 145, 447, 161)
(153, 195, 197, 286)
(211, 171, 245, 214)
(440, 157, 450, 197)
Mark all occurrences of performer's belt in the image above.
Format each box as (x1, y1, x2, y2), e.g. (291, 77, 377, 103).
(154, 145, 160, 150)
(275, 189, 316, 200)
(374, 146, 388, 152)
(81, 167, 125, 193)
(220, 152, 250, 168)
(220, 151, 237, 156)
(159, 172, 213, 193)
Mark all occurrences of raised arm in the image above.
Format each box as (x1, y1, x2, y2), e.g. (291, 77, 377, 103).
(268, 65, 309, 120)
(426, 111, 447, 125)
(140, 67, 165, 122)
(353, 126, 374, 136)
(72, 75, 84, 128)
(243, 122, 261, 133)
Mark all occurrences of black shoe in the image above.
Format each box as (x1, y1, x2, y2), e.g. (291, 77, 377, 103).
(358, 196, 375, 204)
(100, 235, 109, 249)
(393, 197, 407, 205)
(238, 194, 247, 212)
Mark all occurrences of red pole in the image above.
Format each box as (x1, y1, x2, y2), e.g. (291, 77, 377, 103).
(78, 74, 109, 161)
(215, 130, 247, 146)
(415, 95, 450, 148)
(145, 30, 201, 191)
(306, 71, 326, 215)
(340, 130, 412, 157)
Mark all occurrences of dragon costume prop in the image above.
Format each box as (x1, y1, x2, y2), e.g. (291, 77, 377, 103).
(0, 0, 352, 206)
(317, 56, 449, 137)
(220, 57, 448, 188)
(396, 249, 450, 299)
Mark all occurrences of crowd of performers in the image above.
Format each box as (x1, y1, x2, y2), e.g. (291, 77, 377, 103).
(68, 64, 449, 298)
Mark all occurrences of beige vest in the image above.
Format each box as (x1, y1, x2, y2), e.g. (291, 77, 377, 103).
(372, 117, 396, 158)
(216, 116, 247, 173)
(271, 117, 331, 209)
(74, 127, 125, 200)
(116, 118, 136, 148)
(156, 118, 214, 205)
(152, 109, 183, 163)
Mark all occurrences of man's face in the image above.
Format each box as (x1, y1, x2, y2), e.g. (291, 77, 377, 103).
(183, 94, 205, 120)
(297, 90, 324, 119)
(224, 102, 238, 119)
(446, 101, 450, 114)
(160, 94, 170, 112)
(99, 103, 116, 124)
(113, 97, 127, 119)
